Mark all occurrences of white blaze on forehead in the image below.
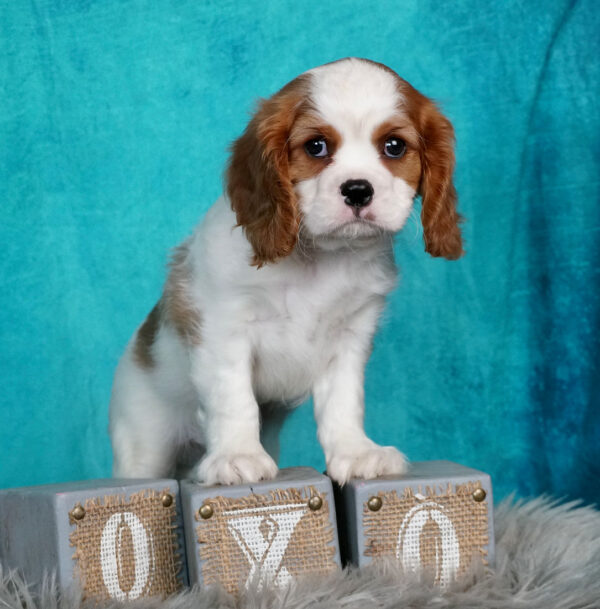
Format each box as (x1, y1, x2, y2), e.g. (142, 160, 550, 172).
(307, 58, 405, 136)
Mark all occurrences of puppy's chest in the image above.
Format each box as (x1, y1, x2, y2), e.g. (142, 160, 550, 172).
(247, 273, 378, 402)
(251, 285, 355, 348)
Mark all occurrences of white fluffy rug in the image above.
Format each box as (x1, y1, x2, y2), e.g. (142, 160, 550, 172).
(1, 497, 599, 609)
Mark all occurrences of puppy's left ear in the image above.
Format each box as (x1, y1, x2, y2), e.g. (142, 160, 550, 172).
(414, 93, 464, 260)
(227, 78, 307, 267)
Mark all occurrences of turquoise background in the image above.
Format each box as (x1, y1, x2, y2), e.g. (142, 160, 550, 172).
(1, 1, 599, 503)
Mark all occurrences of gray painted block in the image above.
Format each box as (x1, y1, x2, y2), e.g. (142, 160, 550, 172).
(180, 467, 340, 595)
(0, 479, 187, 599)
(336, 460, 494, 584)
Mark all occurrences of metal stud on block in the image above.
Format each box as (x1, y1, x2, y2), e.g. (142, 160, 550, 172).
(308, 495, 323, 511)
(180, 467, 341, 596)
(335, 460, 495, 586)
(0, 479, 188, 599)
(198, 503, 214, 519)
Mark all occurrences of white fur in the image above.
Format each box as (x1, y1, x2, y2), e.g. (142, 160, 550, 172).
(110, 58, 415, 485)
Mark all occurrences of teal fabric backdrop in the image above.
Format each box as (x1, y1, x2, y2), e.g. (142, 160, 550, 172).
(1, 1, 598, 503)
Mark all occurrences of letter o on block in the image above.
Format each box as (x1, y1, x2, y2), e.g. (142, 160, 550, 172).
(396, 502, 461, 586)
(69, 487, 184, 600)
(335, 460, 495, 586)
(0, 479, 186, 599)
(99, 512, 154, 600)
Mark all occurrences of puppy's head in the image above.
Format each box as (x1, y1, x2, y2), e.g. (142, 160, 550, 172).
(227, 58, 463, 266)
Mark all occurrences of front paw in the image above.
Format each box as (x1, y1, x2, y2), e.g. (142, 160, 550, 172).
(196, 448, 278, 485)
(327, 444, 408, 484)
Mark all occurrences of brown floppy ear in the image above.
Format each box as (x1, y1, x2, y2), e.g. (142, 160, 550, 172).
(226, 77, 308, 267)
(408, 87, 463, 259)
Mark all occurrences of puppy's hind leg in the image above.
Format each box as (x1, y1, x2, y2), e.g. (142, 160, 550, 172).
(109, 358, 179, 479)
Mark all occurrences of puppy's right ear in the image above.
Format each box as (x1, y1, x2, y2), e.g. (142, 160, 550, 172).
(227, 77, 308, 267)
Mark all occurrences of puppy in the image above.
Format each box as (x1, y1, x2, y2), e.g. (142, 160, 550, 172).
(109, 57, 463, 485)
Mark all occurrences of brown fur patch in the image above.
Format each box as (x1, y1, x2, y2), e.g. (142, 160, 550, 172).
(162, 240, 202, 344)
(226, 75, 312, 267)
(371, 119, 422, 190)
(289, 115, 342, 184)
(134, 303, 161, 368)
(133, 241, 202, 368)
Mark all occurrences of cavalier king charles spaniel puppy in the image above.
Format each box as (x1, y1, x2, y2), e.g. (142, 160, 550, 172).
(109, 57, 463, 485)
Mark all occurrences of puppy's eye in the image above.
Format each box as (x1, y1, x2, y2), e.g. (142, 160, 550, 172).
(304, 138, 328, 158)
(383, 137, 406, 158)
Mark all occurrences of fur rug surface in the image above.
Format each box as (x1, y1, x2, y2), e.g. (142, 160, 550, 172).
(1, 496, 598, 609)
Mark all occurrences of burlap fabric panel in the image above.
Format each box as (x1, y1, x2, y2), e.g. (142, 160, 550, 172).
(69, 489, 182, 600)
(363, 482, 488, 584)
(196, 486, 337, 595)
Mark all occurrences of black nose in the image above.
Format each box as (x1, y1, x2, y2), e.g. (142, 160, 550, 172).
(340, 179, 374, 208)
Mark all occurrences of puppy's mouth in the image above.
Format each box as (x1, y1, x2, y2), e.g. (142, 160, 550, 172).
(328, 217, 387, 239)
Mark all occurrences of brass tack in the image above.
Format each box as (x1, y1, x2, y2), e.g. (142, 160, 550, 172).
(161, 492, 174, 507)
(70, 504, 86, 521)
(367, 496, 383, 512)
(199, 503, 214, 519)
(473, 488, 487, 502)
(308, 495, 323, 511)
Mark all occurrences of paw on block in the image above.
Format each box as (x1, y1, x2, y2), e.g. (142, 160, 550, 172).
(0, 479, 187, 600)
(335, 460, 494, 586)
(180, 466, 341, 596)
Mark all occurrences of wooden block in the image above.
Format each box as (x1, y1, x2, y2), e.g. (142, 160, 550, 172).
(335, 460, 494, 585)
(180, 467, 341, 595)
(0, 479, 187, 600)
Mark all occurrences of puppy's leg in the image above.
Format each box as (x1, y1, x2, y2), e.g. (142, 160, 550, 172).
(110, 357, 178, 478)
(313, 301, 408, 484)
(190, 339, 277, 485)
